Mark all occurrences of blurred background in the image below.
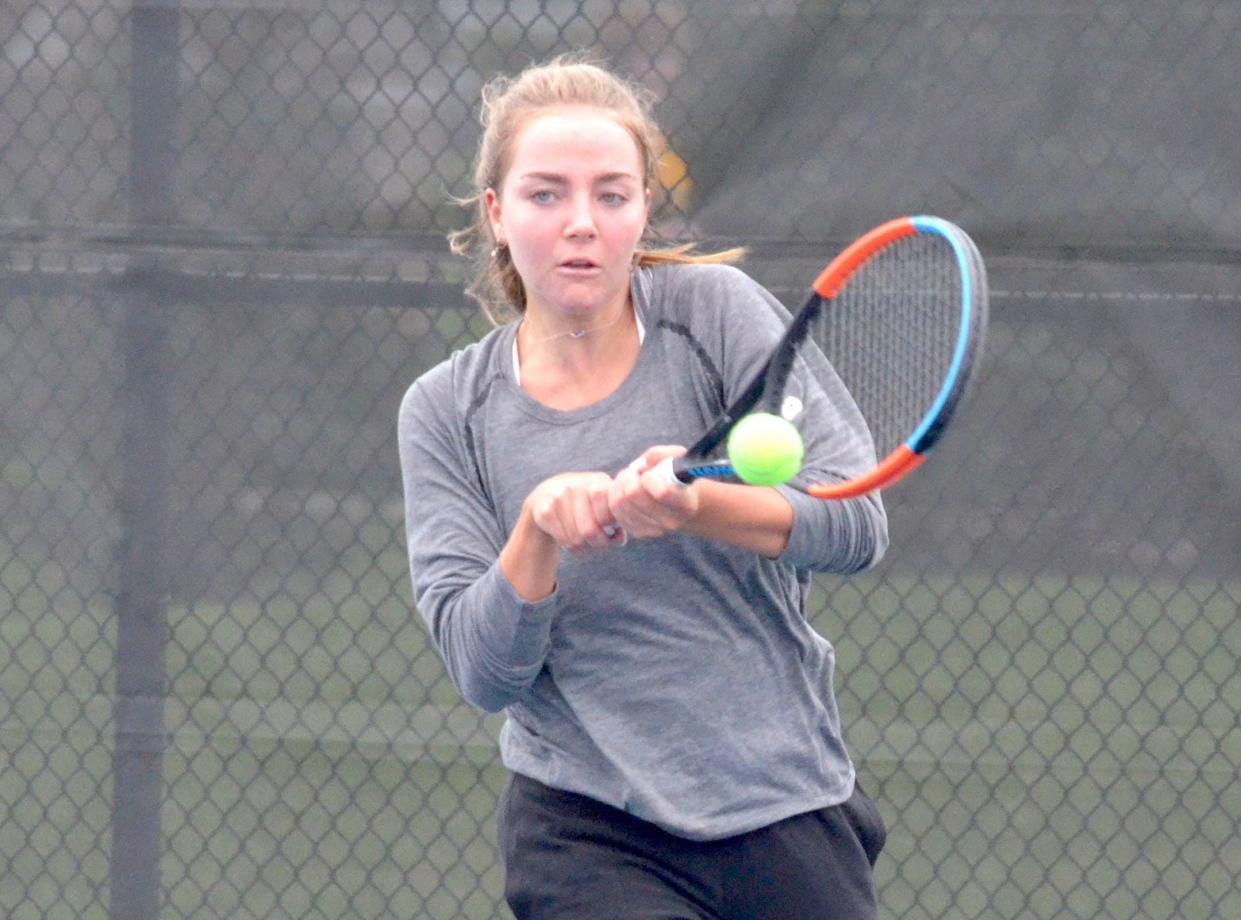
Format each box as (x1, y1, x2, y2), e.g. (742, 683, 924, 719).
(1, 1, 1239, 918)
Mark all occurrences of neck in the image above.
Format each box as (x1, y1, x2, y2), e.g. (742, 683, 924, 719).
(515, 301, 641, 408)
(520, 300, 631, 347)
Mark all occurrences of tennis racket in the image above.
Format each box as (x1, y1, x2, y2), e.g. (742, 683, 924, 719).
(657, 215, 988, 499)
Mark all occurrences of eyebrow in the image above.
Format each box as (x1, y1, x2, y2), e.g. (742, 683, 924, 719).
(517, 171, 640, 184)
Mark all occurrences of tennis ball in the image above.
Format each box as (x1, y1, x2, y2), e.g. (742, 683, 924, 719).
(727, 412, 804, 486)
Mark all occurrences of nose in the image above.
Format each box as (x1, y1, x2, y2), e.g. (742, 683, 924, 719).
(564, 193, 597, 239)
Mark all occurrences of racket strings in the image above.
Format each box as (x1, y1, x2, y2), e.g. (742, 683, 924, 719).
(814, 234, 963, 459)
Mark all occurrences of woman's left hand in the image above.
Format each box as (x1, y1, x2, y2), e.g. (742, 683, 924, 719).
(607, 445, 699, 540)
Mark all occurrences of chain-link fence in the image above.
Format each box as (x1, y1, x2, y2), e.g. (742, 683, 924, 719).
(2, 2, 1239, 919)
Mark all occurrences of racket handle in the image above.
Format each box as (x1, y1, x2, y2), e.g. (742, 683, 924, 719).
(652, 455, 693, 487)
(654, 455, 739, 485)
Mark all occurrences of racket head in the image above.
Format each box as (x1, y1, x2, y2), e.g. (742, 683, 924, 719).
(804, 216, 988, 499)
(670, 216, 988, 499)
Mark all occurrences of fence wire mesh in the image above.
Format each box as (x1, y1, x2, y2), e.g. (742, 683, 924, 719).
(2, 2, 1240, 919)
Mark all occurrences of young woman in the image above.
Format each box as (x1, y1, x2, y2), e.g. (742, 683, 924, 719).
(399, 55, 889, 919)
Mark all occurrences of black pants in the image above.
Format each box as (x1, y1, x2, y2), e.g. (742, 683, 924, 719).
(497, 772, 886, 920)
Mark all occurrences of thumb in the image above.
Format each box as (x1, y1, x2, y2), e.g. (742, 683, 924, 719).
(639, 445, 688, 470)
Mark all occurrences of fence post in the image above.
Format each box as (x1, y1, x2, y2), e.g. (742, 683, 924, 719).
(110, 3, 179, 919)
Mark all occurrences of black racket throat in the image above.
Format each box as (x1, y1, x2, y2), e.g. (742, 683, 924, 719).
(685, 291, 824, 460)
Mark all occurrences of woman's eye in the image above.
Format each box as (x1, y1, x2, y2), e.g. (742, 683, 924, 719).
(530, 190, 555, 203)
(600, 192, 626, 205)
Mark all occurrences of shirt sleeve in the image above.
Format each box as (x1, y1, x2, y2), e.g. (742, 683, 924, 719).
(397, 370, 557, 712)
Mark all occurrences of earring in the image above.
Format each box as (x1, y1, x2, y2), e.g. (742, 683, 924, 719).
(491, 240, 507, 259)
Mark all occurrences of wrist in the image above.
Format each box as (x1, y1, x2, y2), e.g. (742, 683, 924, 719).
(501, 502, 561, 601)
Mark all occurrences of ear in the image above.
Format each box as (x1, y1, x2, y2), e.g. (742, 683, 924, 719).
(483, 188, 503, 243)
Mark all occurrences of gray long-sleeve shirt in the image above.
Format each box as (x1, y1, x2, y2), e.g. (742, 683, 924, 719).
(399, 262, 888, 840)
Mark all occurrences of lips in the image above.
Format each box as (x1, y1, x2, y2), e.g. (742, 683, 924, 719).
(559, 258, 599, 270)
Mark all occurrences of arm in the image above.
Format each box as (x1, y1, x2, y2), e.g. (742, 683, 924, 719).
(684, 479, 793, 559)
(608, 447, 884, 572)
(399, 377, 556, 712)
(399, 375, 625, 711)
(498, 504, 561, 602)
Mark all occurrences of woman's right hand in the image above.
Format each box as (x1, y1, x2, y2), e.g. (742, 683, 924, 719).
(501, 471, 623, 602)
(524, 471, 624, 558)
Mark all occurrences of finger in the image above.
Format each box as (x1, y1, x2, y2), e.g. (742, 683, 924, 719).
(608, 469, 657, 537)
(633, 446, 691, 494)
(648, 455, 689, 490)
(640, 444, 688, 467)
(607, 459, 641, 514)
(637, 469, 699, 528)
(573, 502, 609, 549)
(616, 487, 674, 539)
(540, 484, 582, 550)
(642, 468, 689, 503)
(588, 486, 624, 545)
(561, 476, 616, 550)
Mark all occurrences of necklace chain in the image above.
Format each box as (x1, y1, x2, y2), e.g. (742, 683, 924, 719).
(521, 304, 629, 345)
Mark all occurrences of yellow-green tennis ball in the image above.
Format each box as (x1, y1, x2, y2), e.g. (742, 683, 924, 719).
(727, 412, 804, 486)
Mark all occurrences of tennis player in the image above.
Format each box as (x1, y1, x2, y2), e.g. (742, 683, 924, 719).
(399, 55, 889, 919)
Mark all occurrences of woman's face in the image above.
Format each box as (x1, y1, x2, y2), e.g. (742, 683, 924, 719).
(486, 106, 650, 324)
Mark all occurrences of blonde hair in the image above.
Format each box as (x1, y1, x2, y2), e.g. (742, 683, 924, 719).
(448, 54, 743, 324)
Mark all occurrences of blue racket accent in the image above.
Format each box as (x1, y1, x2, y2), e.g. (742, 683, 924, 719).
(685, 462, 735, 479)
(907, 216, 975, 454)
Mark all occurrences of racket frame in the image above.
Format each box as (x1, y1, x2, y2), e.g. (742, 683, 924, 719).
(669, 215, 988, 500)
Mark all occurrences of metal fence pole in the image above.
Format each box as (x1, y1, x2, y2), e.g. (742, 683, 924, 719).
(110, 4, 179, 919)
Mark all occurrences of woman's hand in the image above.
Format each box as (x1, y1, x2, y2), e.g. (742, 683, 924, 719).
(607, 446, 700, 540)
(525, 471, 625, 558)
